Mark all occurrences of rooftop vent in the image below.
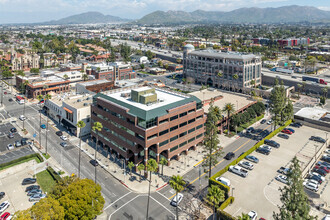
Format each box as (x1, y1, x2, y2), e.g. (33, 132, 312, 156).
(77, 99, 81, 102)
(83, 103, 88, 106)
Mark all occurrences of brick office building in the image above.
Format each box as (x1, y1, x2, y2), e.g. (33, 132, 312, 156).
(86, 62, 135, 81)
(91, 86, 205, 167)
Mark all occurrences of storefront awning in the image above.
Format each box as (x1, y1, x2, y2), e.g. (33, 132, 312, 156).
(63, 107, 73, 114)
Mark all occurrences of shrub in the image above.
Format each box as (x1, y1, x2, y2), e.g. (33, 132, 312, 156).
(47, 166, 62, 182)
(219, 196, 235, 210)
(217, 210, 236, 220)
(0, 153, 43, 170)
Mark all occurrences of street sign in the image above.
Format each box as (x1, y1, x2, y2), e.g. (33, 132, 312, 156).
(33, 133, 37, 138)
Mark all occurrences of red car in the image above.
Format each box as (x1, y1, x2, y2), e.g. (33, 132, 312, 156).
(281, 129, 292, 135)
(0, 212, 11, 220)
(314, 165, 330, 173)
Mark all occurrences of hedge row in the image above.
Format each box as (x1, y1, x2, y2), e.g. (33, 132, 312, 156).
(0, 153, 43, 170)
(208, 119, 292, 215)
(217, 210, 236, 220)
(46, 166, 62, 182)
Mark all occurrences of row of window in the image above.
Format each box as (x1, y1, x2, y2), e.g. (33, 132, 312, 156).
(169, 133, 204, 152)
(97, 132, 127, 152)
(103, 126, 134, 146)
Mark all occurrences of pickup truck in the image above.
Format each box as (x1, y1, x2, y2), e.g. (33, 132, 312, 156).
(229, 165, 248, 177)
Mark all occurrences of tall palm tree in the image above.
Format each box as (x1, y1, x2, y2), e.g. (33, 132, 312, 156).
(76, 120, 86, 178)
(137, 163, 145, 182)
(44, 93, 52, 155)
(92, 121, 103, 183)
(169, 175, 186, 220)
(207, 185, 225, 220)
(222, 103, 235, 134)
(82, 74, 88, 81)
(146, 159, 158, 220)
(36, 94, 44, 147)
(159, 158, 168, 176)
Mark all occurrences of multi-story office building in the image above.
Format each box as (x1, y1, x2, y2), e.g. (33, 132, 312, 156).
(183, 45, 262, 90)
(86, 62, 135, 81)
(91, 86, 205, 166)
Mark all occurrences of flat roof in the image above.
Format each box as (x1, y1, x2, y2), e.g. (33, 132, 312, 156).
(50, 94, 93, 109)
(189, 50, 258, 60)
(295, 107, 329, 120)
(77, 79, 110, 86)
(95, 86, 201, 120)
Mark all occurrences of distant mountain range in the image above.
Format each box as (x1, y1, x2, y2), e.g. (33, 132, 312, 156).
(42, 12, 130, 25)
(136, 5, 330, 24)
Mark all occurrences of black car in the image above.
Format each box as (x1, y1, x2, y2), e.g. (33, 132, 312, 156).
(22, 178, 37, 185)
(256, 147, 270, 155)
(290, 122, 302, 128)
(21, 138, 28, 146)
(246, 127, 255, 134)
(25, 185, 40, 192)
(322, 156, 330, 163)
(10, 127, 17, 133)
(264, 139, 280, 148)
(261, 119, 267, 124)
(310, 175, 323, 184)
(56, 131, 63, 136)
(0, 192, 4, 200)
(310, 136, 326, 143)
(8, 98, 13, 102)
(313, 168, 327, 177)
(224, 152, 235, 160)
(90, 159, 99, 166)
(278, 134, 289, 139)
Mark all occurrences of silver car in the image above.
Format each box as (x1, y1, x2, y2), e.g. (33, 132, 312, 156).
(238, 161, 254, 170)
(29, 193, 46, 202)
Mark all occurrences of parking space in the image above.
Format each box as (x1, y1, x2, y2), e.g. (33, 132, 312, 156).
(0, 166, 38, 215)
(224, 125, 329, 219)
(0, 146, 35, 165)
(0, 123, 23, 152)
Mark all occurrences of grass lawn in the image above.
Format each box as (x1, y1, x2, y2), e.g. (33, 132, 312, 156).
(36, 170, 56, 193)
(42, 153, 50, 159)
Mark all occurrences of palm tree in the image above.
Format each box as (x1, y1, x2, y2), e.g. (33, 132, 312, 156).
(44, 94, 52, 155)
(37, 94, 43, 147)
(302, 82, 307, 94)
(92, 121, 103, 183)
(63, 74, 69, 80)
(169, 175, 186, 220)
(82, 74, 88, 81)
(237, 213, 250, 220)
(127, 161, 134, 176)
(146, 159, 158, 220)
(137, 163, 145, 182)
(222, 103, 235, 134)
(207, 185, 225, 220)
(159, 158, 168, 176)
(213, 106, 222, 122)
(76, 120, 86, 178)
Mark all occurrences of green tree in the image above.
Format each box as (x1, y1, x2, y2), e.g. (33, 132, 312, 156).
(16, 70, 25, 76)
(63, 74, 69, 80)
(127, 161, 134, 176)
(82, 74, 88, 81)
(137, 163, 145, 182)
(322, 86, 328, 98)
(237, 213, 250, 220)
(77, 120, 86, 178)
(222, 103, 235, 134)
(146, 159, 158, 219)
(207, 185, 225, 220)
(92, 122, 103, 183)
(273, 157, 317, 220)
(203, 103, 223, 178)
(145, 50, 155, 60)
(297, 83, 302, 98)
(140, 64, 145, 69)
(159, 157, 168, 176)
(269, 79, 286, 130)
(233, 74, 239, 91)
(169, 175, 186, 220)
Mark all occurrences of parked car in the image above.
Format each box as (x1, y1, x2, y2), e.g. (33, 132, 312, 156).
(303, 181, 318, 192)
(306, 179, 320, 186)
(19, 115, 26, 121)
(311, 172, 325, 182)
(281, 129, 293, 135)
(27, 189, 42, 196)
(8, 98, 13, 102)
(264, 139, 280, 148)
(309, 175, 323, 184)
(25, 185, 40, 192)
(324, 149, 330, 154)
(267, 120, 272, 125)
(290, 122, 302, 128)
(224, 152, 235, 160)
(229, 165, 248, 177)
(310, 136, 326, 143)
(29, 194, 46, 202)
(60, 135, 67, 141)
(0, 212, 11, 220)
(7, 133, 13, 139)
(90, 159, 99, 166)
(22, 178, 37, 185)
(14, 141, 21, 147)
(261, 119, 267, 124)
(316, 161, 330, 169)
(286, 128, 295, 133)
(260, 145, 272, 152)
(21, 138, 28, 146)
(170, 193, 183, 207)
(276, 175, 288, 184)
(238, 161, 254, 170)
(0, 201, 10, 213)
(312, 168, 327, 177)
(0, 192, 4, 200)
(314, 165, 330, 173)
(6, 144, 14, 150)
(10, 128, 17, 133)
(60, 142, 68, 148)
(278, 134, 289, 139)
(215, 177, 231, 187)
(40, 124, 46, 129)
(246, 127, 255, 134)
(245, 155, 259, 163)
(248, 211, 258, 220)
(256, 147, 271, 155)
(322, 155, 330, 163)
(56, 131, 63, 136)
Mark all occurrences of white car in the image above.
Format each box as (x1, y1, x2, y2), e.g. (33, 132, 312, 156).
(267, 120, 272, 125)
(303, 181, 318, 192)
(276, 175, 288, 184)
(60, 135, 68, 141)
(325, 149, 330, 154)
(306, 179, 319, 186)
(170, 193, 183, 207)
(248, 210, 258, 220)
(260, 145, 272, 152)
(19, 115, 26, 121)
(7, 144, 14, 150)
(215, 177, 231, 187)
(0, 201, 10, 213)
(238, 161, 254, 170)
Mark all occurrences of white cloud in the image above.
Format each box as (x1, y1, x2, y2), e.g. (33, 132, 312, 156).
(318, 6, 330, 11)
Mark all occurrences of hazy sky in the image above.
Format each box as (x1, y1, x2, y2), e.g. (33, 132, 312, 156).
(0, 0, 329, 24)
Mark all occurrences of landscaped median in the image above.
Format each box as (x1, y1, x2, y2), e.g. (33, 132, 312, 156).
(0, 153, 44, 171)
(209, 119, 292, 219)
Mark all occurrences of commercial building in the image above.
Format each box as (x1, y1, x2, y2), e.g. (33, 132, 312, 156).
(76, 79, 117, 95)
(91, 86, 205, 166)
(45, 94, 93, 137)
(86, 62, 135, 81)
(183, 45, 262, 90)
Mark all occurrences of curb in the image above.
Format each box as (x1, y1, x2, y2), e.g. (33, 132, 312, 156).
(156, 183, 168, 191)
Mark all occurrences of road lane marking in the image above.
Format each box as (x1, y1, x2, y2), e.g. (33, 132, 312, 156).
(168, 124, 271, 200)
(108, 195, 140, 219)
(104, 192, 132, 210)
(150, 196, 175, 217)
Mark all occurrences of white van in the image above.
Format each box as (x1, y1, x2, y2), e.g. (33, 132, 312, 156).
(170, 193, 183, 207)
(215, 177, 231, 187)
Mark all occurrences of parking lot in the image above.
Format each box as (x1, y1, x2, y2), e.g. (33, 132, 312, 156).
(0, 123, 24, 152)
(224, 125, 329, 219)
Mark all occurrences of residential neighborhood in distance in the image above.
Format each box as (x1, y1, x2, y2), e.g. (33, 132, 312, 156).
(0, 1, 330, 220)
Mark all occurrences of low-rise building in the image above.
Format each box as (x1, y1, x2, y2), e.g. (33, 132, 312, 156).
(76, 79, 117, 95)
(86, 62, 135, 81)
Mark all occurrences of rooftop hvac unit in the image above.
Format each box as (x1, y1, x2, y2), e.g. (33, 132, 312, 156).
(83, 103, 88, 106)
(159, 99, 164, 102)
(77, 99, 81, 102)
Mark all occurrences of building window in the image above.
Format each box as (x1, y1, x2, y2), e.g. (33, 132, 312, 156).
(170, 115, 178, 121)
(188, 109, 195, 114)
(179, 122, 187, 127)
(196, 124, 203, 130)
(159, 129, 169, 136)
(179, 112, 187, 117)
(159, 140, 169, 147)
(196, 134, 203, 139)
(188, 118, 196, 124)
(188, 128, 195, 134)
(179, 141, 187, 148)
(147, 134, 157, 140)
(170, 125, 178, 132)
(170, 145, 178, 152)
(179, 131, 187, 138)
(170, 135, 178, 142)
(188, 137, 196, 143)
